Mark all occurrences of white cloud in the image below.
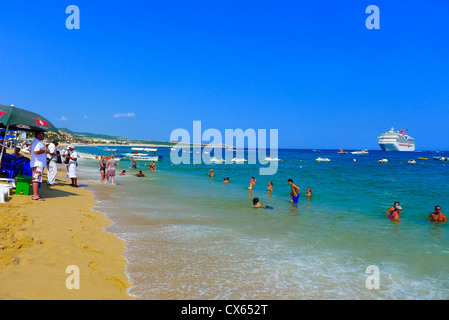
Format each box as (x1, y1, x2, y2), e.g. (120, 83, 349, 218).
(59, 116, 68, 121)
(114, 112, 135, 118)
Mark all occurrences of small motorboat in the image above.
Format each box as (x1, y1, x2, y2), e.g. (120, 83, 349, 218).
(78, 153, 121, 161)
(338, 148, 348, 154)
(433, 156, 449, 161)
(78, 153, 100, 160)
(123, 153, 158, 161)
(408, 159, 416, 164)
(210, 157, 225, 164)
(351, 149, 369, 155)
(316, 157, 331, 162)
(264, 157, 281, 162)
(231, 158, 247, 163)
(377, 158, 388, 163)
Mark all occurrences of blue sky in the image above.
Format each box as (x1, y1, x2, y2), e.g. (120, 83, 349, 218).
(1, 0, 448, 150)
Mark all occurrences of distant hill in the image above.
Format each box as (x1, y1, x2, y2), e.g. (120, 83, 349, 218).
(58, 128, 122, 140)
(57, 127, 176, 146)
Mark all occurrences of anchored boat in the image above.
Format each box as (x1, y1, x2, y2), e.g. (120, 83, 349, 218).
(378, 128, 415, 151)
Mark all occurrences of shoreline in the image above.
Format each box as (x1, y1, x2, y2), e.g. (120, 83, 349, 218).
(0, 167, 132, 300)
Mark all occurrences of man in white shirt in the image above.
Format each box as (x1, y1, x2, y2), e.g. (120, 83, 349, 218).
(47, 138, 61, 186)
(30, 131, 47, 201)
(67, 144, 78, 187)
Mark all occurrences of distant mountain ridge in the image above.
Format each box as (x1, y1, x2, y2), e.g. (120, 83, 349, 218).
(58, 127, 122, 140)
(57, 127, 176, 146)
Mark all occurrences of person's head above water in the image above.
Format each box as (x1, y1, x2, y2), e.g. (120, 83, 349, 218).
(288, 179, 293, 184)
(253, 198, 260, 205)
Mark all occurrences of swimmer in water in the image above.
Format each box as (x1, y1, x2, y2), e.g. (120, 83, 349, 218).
(388, 205, 402, 221)
(252, 197, 266, 208)
(288, 179, 300, 203)
(209, 169, 214, 178)
(386, 202, 400, 215)
(223, 177, 230, 183)
(248, 177, 256, 190)
(135, 170, 146, 177)
(131, 157, 137, 169)
(120, 170, 126, 176)
(268, 181, 273, 192)
(428, 205, 447, 223)
(305, 188, 312, 197)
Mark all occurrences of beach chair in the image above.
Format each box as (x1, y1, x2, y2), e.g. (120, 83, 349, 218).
(0, 183, 13, 196)
(0, 189, 8, 203)
(1, 162, 18, 179)
(0, 184, 12, 203)
(0, 178, 16, 188)
(1, 158, 30, 179)
(22, 161, 32, 176)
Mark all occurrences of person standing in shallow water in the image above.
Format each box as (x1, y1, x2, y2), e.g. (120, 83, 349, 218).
(386, 202, 400, 215)
(388, 205, 402, 221)
(100, 155, 107, 183)
(288, 179, 300, 203)
(428, 206, 447, 223)
(106, 155, 118, 184)
(248, 177, 256, 190)
(131, 157, 137, 169)
(305, 188, 312, 197)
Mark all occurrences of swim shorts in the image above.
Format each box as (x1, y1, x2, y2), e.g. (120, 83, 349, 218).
(32, 166, 43, 183)
(292, 194, 300, 203)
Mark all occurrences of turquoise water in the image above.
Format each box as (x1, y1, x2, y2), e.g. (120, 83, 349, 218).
(77, 147, 449, 299)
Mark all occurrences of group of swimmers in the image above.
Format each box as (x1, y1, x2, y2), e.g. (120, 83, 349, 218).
(253, 179, 311, 208)
(208, 170, 312, 209)
(100, 156, 157, 182)
(386, 202, 446, 223)
(211, 169, 446, 220)
(120, 169, 146, 177)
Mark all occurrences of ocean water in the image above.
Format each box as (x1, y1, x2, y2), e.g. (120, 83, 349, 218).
(75, 147, 449, 300)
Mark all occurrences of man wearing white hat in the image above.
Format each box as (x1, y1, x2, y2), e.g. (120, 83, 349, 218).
(66, 144, 78, 187)
(46, 138, 61, 186)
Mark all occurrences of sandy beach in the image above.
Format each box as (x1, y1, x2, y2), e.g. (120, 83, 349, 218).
(0, 166, 132, 300)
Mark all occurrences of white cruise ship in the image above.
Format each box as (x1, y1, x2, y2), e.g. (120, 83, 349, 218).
(378, 127, 415, 151)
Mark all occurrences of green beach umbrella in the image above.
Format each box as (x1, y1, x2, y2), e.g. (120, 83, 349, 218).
(0, 104, 60, 160)
(0, 104, 59, 133)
